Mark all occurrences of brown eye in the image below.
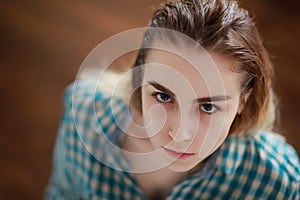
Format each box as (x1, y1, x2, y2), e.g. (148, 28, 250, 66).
(199, 103, 218, 114)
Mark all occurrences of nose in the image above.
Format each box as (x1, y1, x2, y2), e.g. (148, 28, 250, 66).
(169, 128, 193, 143)
(168, 107, 198, 143)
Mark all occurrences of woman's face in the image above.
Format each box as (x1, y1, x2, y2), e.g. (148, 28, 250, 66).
(141, 46, 243, 172)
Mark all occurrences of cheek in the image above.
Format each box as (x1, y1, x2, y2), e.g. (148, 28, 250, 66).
(193, 104, 239, 157)
(223, 99, 241, 130)
(142, 95, 168, 138)
(141, 95, 151, 124)
(206, 98, 240, 135)
(141, 89, 155, 123)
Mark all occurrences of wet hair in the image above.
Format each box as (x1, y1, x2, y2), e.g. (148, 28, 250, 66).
(131, 0, 277, 134)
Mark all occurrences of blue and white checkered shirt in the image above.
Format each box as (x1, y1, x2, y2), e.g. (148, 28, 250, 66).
(45, 80, 300, 199)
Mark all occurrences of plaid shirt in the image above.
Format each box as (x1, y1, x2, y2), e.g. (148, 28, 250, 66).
(45, 80, 300, 200)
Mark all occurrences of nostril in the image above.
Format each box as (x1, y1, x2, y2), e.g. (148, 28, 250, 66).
(168, 128, 175, 139)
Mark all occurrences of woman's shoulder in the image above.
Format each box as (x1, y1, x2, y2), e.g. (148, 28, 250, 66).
(63, 69, 131, 106)
(54, 73, 132, 174)
(211, 130, 300, 197)
(62, 79, 127, 133)
(218, 131, 299, 179)
(46, 75, 135, 198)
(251, 131, 299, 181)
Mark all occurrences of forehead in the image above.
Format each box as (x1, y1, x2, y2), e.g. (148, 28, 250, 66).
(143, 48, 241, 98)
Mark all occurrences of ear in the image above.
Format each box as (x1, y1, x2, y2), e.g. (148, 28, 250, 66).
(238, 89, 252, 114)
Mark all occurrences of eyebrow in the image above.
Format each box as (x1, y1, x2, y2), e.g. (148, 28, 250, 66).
(195, 96, 231, 103)
(148, 81, 175, 97)
(147, 81, 231, 103)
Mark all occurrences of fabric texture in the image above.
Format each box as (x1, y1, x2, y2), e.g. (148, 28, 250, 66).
(45, 80, 300, 200)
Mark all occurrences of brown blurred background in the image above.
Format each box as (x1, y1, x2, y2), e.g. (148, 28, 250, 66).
(0, 0, 299, 199)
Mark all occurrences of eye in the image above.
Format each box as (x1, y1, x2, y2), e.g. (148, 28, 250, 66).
(199, 103, 219, 114)
(153, 92, 172, 103)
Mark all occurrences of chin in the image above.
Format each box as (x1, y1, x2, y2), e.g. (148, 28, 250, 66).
(167, 159, 200, 173)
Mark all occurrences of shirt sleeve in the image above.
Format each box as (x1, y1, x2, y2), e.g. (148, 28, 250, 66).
(45, 78, 129, 199)
(45, 83, 86, 199)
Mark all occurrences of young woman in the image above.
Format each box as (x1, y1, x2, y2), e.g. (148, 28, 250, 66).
(46, 0, 300, 199)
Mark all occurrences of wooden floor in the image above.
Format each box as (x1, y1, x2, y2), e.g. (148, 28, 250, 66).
(1, 0, 299, 199)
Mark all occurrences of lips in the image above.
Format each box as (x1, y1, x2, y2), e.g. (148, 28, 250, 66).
(162, 146, 195, 160)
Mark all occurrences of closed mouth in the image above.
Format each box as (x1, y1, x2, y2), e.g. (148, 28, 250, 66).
(162, 146, 195, 160)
